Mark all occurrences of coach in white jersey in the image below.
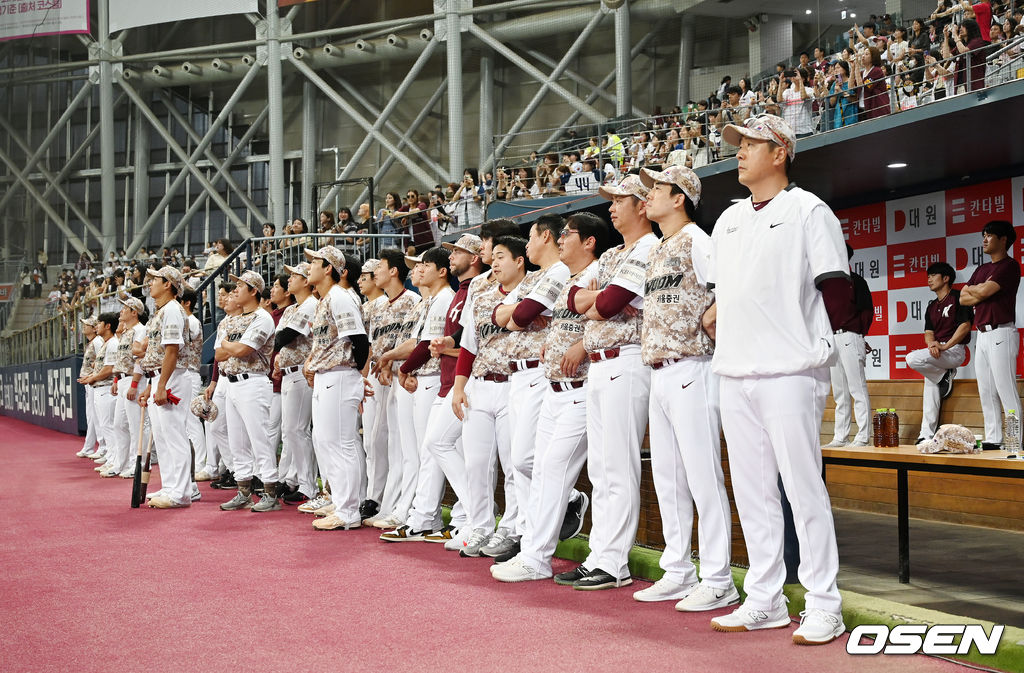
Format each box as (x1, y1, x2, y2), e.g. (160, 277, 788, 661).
(274, 262, 319, 501)
(560, 174, 657, 591)
(140, 266, 193, 509)
(89, 313, 120, 475)
(107, 297, 149, 478)
(77, 318, 106, 460)
(634, 164, 737, 611)
(707, 114, 848, 645)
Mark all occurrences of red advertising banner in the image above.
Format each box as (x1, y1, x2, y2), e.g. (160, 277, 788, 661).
(842, 174, 1024, 379)
(0, 283, 13, 302)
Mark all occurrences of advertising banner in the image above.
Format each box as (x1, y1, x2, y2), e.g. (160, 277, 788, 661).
(109, 0, 257, 33)
(0, 355, 82, 435)
(0, 0, 89, 42)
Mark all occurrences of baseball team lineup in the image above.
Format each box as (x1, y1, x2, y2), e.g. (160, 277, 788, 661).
(73, 114, 1021, 649)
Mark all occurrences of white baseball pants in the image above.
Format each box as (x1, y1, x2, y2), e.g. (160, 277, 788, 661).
(389, 381, 421, 522)
(519, 383, 589, 574)
(974, 326, 1021, 444)
(509, 366, 547, 536)
(583, 348, 650, 580)
(81, 385, 98, 453)
(280, 370, 316, 496)
(719, 369, 842, 614)
(363, 375, 388, 503)
(649, 357, 732, 588)
(461, 377, 516, 532)
(406, 389, 469, 532)
(92, 386, 117, 461)
(905, 343, 965, 439)
(376, 382, 404, 516)
(224, 375, 277, 483)
(148, 368, 193, 505)
(311, 367, 365, 523)
(828, 331, 871, 444)
(203, 382, 228, 475)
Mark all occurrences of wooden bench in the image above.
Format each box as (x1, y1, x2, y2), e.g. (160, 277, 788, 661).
(821, 379, 1024, 534)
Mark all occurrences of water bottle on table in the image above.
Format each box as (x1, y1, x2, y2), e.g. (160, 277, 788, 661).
(1004, 409, 1020, 459)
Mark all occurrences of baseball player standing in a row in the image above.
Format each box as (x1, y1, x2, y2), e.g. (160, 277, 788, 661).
(705, 114, 850, 644)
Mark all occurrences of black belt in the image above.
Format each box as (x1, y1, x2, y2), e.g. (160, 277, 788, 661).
(509, 359, 541, 372)
(282, 365, 302, 375)
(143, 370, 160, 379)
(550, 380, 585, 392)
(589, 347, 620, 363)
(480, 372, 509, 383)
(651, 358, 682, 370)
(227, 373, 262, 383)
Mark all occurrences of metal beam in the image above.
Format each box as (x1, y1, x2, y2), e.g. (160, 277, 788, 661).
(445, 1, 466, 178)
(301, 80, 316, 222)
(349, 78, 449, 213)
(0, 80, 93, 214)
(324, 68, 449, 182)
(289, 53, 437, 188)
(479, 50, 494, 172)
(266, 1, 287, 231)
(98, 0, 117, 256)
(118, 77, 255, 251)
(520, 46, 645, 116)
(132, 93, 151, 244)
(314, 38, 441, 211)
(484, 9, 605, 172)
(161, 106, 271, 249)
(0, 146, 88, 255)
(0, 116, 103, 241)
(467, 22, 605, 124)
(676, 15, 694, 105)
(614, 0, 632, 117)
(155, 89, 265, 222)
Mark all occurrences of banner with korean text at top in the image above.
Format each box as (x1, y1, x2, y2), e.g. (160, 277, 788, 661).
(840, 175, 1024, 380)
(109, 0, 257, 33)
(0, 0, 89, 42)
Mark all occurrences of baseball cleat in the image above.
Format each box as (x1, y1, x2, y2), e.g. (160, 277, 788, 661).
(559, 491, 589, 541)
(194, 470, 216, 482)
(380, 525, 430, 542)
(372, 514, 403, 529)
(572, 568, 632, 591)
(312, 514, 361, 531)
(479, 527, 513, 557)
(298, 494, 330, 513)
(792, 609, 845, 645)
(675, 582, 740, 612)
(553, 565, 590, 586)
(314, 503, 337, 518)
(219, 491, 254, 511)
(632, 577, 697, 603)
(458, 528, 492, 557)
(359, 499, 380, 520)
(491, 556, 552, 583)
(423, 525, 457, 543)
(711, 603, 791, 632)
(148, 496, 190, 509)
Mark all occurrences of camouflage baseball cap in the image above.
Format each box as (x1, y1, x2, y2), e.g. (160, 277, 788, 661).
(598, 174, 649, 202)
(229, 269, 266, 294)
(442, 234, 483, 256)
(664, 149, 688, 168)
(283, 262, 310, 278)
(145, 266, 183, 292)
(640, 165, 702, 207)
(189, 395, 218, 422)
(304, 245, 346, 272)
(722, 113, 796, 160)
(118, 296, 145, 314)
(80, 315, 98, 326)
(360, 258, 380, 274)
(404, 253, 423, 270)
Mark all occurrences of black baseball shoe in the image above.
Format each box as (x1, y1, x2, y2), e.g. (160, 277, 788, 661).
(553, 564, 590, 586)
(281, 486, 308, 505)
(572, 568, 633, 591)
(938, 369, 956, 399)
(359, 499, 380, 519)
(559, 491, 590, 541)
(210, 472, 236, 490)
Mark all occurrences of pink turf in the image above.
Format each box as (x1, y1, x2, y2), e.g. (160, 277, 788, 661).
(0, 416, 971, 673)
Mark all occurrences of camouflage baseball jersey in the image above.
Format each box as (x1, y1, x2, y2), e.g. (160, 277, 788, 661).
(641, 225, 715, 365)
(140, 300, 186, 373)
(95, 336, 118, 386)
(307, 284, 365, 373)
(371, 289, 421, 361)
(362, 295, 387, 340)
(180, 314, 203, 372)
(219, 308, 275, 376)
(276, 295, 317, 369)
(503, 264, 569, 362)
(80, 336, 101, 377)
(465, 278, 518, 378)
(583, 232, 658, 352)
(113, 325, 137, 375)
(544, 261, 599, 382)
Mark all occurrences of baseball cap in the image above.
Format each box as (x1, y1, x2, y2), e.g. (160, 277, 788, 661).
(664, 149, 688, 168)
(80, 316, 98, 326)
(639, 165, 702, 206)
(304, 245, 346, 272)
(598, 174, 649, 202)
(118, 296, 145, 314)
(442, 234, 483, 256)
(228, 269, 266, 294)
(404, 253, 423, 270)
(721, 113, 796, 160)
(283, 262, 310, 278)
(189, 395, 219, 422)
(145, 265, 183, 292)
(360, 258, 380, 274)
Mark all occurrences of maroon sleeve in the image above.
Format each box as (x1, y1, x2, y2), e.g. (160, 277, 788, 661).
(455, 349, 475, 378)
(990, 260, 1020, 290)
(400, 341, 431, 375)
(211, 364, 220, 382)
(511, 298, 546, 327)
(567, 285, 582, 313)
(819, 277, 858, 332)
(859, 308, 874, 336)
(594, 285, 637, 319)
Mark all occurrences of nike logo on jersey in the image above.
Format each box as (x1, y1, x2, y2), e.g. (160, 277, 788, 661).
(681, 381, 694, 389)
(610, 375, 621, 381)
(769, 222, 784, 228)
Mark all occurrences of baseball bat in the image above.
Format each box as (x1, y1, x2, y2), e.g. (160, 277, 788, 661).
(130, 406, 147, 508)
(139, 430, 154, 503)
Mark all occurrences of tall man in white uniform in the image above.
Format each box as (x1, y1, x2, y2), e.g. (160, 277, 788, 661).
(559, 175, 657, 590)
(88, 313, 119, 475)
(958, 220, 1022, 450)
(107, 297, 148, 478)
(631, 165, 738, 611)
(906, 262, 973, 442)
(140, 267, 194, 510)
(706, 114, 849, 644)
(76, 318, 105, 459)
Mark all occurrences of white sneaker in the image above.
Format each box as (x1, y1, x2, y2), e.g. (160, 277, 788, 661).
(119, 469, 135, 479)
(850, 438, 870, 447)
(710, 603, 791, 632)
(76, 448, 93, 457)
(191, 483, 202, 502)
(314, 503, 337, 518)
(145, 488, 166, 500)
(94, 462, 110, 472)
(632, 577, 697, 602)
(491, 556, 552, 583)
(93, 454, 109, 464)
(298, 494, 330, 513)
(443, 530, 465, 552)
(372, 514, 403, 529)
(675, 581, 740, 612)
(823, 438, 847, 448)
(792, 609, 845, 645)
